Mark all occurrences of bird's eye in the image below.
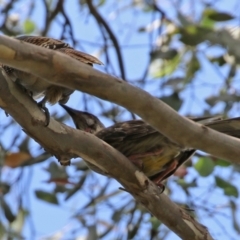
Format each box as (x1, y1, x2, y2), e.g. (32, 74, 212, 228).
(86, 119, 94, 127)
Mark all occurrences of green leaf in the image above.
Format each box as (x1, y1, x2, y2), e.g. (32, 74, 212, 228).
(186, 54, 200, 81)
(229, 200, 240, 233)
(215, 159, 231, 167)
(149, 217, 161, 230)
(161, 92, 183, 111)
(150, 48, 178, 61)
(35, 190, 59, 204)
(215, 176, 238, 197)
(204, 9, 234, 22)
(0, 197, 16, 223)
(97, 0, 106, 6)
(177, 178, 197, 188)
(208, 55, 226, 66)
(11, 207, 28, 234)
(200, 16, 215, 29)
(194, 157, 215, 177)
(150, 53, 181, 78)
(112, 209, 123, 222)
(0, 222, 6, 240)
(0, 182, 10, 195)
(179, 26, 213, 46)
(23, 19, 35, 34)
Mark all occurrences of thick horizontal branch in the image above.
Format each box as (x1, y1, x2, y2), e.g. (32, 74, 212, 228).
(0, 35, 239, 165)
(0, 70, 212, 240)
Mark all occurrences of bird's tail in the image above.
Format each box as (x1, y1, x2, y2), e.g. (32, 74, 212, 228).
(205, 117, 240, 138)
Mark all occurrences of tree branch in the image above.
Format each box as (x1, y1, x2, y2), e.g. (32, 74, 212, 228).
(0, 35, 239, 165)
(0, 69, 212, 240)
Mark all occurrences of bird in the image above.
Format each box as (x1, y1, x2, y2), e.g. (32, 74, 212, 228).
(60, 104, 240, 188)
(2, 35, 103, 125)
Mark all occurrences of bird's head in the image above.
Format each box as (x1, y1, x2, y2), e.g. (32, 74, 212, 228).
(60, 104, 105, 134)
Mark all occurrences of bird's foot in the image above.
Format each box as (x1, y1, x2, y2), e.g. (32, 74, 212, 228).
(154, 182, 165, 193)
(151, 160, 179, 193)
(37, 100, 50, 126)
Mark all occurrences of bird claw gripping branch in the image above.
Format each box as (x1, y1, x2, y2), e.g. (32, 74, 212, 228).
(2, 35, 103, 126)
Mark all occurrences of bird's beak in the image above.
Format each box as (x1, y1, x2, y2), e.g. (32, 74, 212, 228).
(59, 104, 79, 118)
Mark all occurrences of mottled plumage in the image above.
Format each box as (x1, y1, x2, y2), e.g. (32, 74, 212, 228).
(61, 104, 240, 186)
(2, 36, 102, 124)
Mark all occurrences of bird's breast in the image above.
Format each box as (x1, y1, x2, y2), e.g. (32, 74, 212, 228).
(140, 148, 181, 177)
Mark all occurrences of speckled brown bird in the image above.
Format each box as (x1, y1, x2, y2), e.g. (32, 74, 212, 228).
(60, 104, 240, 188)
(2, 35, 103, 125)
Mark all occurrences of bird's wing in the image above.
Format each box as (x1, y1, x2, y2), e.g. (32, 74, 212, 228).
(96, 116, 221, 144)
(96, 120, 156, 141)
(16, 36, 69, 49)
(57, 48, 103, 65)
(96, 120, 180, 157)
(16, 35, 103, 66)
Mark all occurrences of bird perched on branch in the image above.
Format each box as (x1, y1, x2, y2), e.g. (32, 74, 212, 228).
(2, 35, 103, 125)
(61, 104, 240, 189)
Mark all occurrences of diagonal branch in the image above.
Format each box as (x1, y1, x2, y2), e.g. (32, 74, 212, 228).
(0, 35, 239, 165)
(0, 68, 212, 240)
